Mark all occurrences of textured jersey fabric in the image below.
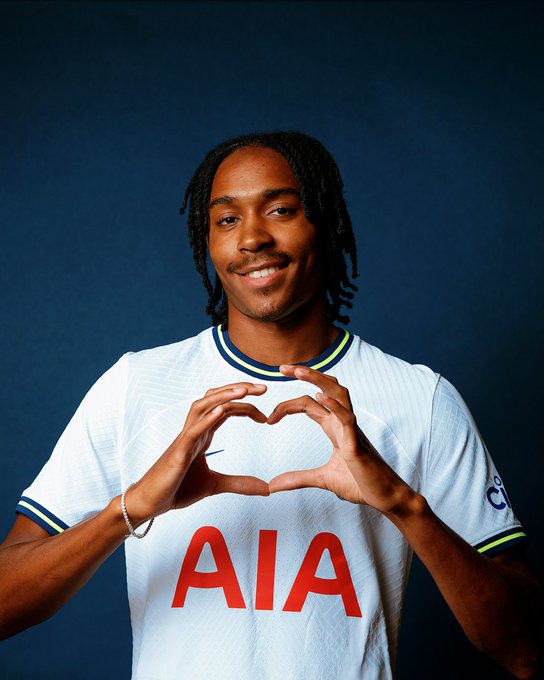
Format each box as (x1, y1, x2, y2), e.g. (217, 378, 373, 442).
(17, 328, 526, 680)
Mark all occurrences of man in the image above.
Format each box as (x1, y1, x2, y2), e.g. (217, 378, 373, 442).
(0, 131, 540, 679)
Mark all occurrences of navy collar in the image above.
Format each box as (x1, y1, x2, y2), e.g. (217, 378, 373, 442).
(212, 325, 353, 381)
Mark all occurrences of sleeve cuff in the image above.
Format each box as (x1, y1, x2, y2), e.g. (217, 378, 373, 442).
(474, 527, 528, 556)
(15, 496, 69, 536)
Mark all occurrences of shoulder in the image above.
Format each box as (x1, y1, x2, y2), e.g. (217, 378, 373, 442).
(333, 333, 441, 450)
(333, 333, 442, 474)
(122, 328, 214, 377)
(125, 327, 213, 364)
(336, 333, 447, 445)
(116, 327, 225, 406)
(77, 328, 214, 408)
(339, 332, 440, 401)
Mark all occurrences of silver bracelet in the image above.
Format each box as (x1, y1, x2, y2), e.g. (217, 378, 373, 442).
(121, 483, 154, 539)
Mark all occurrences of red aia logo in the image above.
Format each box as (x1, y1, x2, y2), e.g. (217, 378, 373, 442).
(172, 526, 362, 617)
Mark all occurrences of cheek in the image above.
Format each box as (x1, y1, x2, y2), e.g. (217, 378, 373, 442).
(207, 238, 227, 276)
(296, 232, 321, 267)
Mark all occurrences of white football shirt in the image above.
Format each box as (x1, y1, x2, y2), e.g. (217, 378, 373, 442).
(17, 327, 526, 679)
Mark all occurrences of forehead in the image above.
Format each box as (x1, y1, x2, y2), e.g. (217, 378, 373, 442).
(210, 147, 299, 199)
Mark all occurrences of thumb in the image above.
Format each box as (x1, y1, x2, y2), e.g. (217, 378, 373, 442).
(212, 473, 270, 497)
(268, 468, 323, 494)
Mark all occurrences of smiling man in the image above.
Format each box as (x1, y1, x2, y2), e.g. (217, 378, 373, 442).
(0, 131, 540, 679)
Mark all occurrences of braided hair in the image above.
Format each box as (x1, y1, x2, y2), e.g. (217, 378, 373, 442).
(180, 131, 358, 327)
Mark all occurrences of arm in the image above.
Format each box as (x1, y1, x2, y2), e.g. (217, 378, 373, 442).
(0, 382, 269, 639)
(267, 365, 542, 680)
(392, 499, 541, 679)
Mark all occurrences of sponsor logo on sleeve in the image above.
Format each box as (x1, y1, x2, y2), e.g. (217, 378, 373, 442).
(486, 476, 512, 510)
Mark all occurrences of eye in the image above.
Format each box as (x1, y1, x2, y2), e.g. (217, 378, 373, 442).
(269, 206, 297, 216)
(216, 215, 238, 226)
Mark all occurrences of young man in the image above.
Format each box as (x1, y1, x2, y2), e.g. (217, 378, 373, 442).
(0, 132, 540, 679)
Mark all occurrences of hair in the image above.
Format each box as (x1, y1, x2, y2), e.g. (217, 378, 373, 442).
(180, 130, 358, 327)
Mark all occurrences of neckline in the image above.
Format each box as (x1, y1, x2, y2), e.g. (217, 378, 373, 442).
(212, 325, 353, 381)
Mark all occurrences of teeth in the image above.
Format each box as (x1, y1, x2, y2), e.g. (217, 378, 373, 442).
(247, 266, 280, 279)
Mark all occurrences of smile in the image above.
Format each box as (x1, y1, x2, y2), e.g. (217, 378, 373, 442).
(246, 266, 281, 279)
(237, 263, 287, 288)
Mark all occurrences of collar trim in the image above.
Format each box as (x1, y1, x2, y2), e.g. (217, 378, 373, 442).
(212, 325, 353, 381)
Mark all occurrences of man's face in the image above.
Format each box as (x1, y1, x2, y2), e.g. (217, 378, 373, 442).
(207, 146, 325, 324)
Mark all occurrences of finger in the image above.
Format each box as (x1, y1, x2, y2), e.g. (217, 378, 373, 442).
(212, 473, 270, 497)
(182, 403, 229, 443)
(190, 384, 262, 419)
(315, 392, 357, 428)
(279, 365, 352, 409)
(279, 364, 337, 385)
(209, 403, 268, 435)
(267, 395, 330, 425)
(268, 468, 324, 493)
(220, 402, 267, 422)
(188, 401, 268, 443)
(204, 382, 267, 397)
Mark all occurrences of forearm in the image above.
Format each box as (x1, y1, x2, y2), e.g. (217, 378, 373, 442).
(0, 383, 268, 640)
(388, 494, 541, 678)
(0, 495, 128, 639)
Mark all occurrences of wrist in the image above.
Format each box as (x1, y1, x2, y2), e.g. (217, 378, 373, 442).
(385, 491, 430, 527)
(121, 484, 155, 539)
(106, 494, 134, 539)
(122, 483, 155, 529)
(106, 486, 156, 541)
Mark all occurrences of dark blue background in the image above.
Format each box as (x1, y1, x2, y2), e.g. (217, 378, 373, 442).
(1, 2, 542, 678)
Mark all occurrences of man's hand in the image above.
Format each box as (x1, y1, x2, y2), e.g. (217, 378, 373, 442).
(267, 365, 417, 516)
(0, 381, 271, 639)
(125, 382, 270, 528)
(268, 365, 541, 678)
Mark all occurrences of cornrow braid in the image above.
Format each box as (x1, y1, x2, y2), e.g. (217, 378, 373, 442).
(180, 131, 358, 327)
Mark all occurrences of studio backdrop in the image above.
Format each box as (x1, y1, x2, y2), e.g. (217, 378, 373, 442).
(1, 2, 542, 678)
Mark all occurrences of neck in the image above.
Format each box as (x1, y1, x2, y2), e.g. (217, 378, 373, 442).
(225, 301, 338, 366)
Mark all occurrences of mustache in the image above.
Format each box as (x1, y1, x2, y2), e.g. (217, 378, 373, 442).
(226, 251, 293, 275)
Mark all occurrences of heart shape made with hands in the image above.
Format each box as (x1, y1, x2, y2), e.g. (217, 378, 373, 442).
(185, 364, 406, 512)
(136, 365, 410, 521)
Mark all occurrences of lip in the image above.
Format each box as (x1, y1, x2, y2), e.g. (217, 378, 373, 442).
(236, 263, 288, 287)
(236, 261, 288, 276)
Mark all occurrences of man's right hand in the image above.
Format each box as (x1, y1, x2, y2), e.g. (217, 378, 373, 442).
(0, 381, 269, 639)
(123, 382, 270, 528)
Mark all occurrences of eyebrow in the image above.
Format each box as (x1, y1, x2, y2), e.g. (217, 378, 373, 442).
(208, 187, 300, 210)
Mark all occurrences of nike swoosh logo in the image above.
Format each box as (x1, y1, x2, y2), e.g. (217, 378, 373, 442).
(205, 449, 224, 457)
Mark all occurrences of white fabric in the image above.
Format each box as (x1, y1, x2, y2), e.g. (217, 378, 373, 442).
(20, 329, 523, 680)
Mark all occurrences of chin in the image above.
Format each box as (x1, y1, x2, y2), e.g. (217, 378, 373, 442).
(231, 288, 322, 325)
(243, 298, 313, 324)
(243, 305, 289, 323)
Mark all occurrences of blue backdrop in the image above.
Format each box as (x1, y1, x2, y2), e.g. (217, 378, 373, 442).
(1, 2, 542, 678)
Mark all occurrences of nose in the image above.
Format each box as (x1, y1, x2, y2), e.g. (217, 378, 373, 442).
(238, 211, 274, 252)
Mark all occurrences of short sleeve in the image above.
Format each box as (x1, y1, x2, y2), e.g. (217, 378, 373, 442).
(16, 354, 130, 535)
(423, 376, 527, 556)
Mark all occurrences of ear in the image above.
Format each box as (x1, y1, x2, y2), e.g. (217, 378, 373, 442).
(206, 234, 209, 247)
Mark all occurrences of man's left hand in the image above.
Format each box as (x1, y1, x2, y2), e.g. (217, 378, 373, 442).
(267, 365, 417, 516)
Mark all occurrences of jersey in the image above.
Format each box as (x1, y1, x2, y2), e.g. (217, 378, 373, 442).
(16, 327, 526, 680)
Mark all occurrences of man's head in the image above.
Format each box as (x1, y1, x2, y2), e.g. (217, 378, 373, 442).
(180, 131, 358, 327)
